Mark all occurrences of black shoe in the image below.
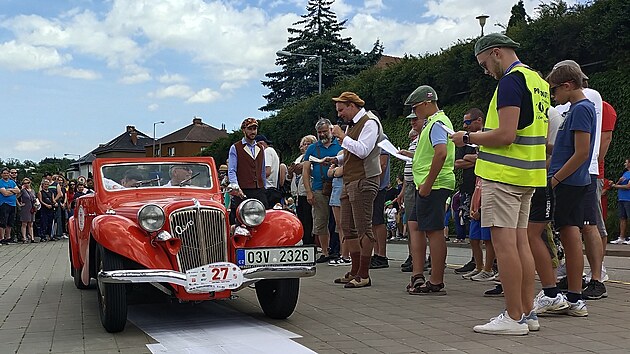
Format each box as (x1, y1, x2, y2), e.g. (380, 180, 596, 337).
(316, 255, 330, 263)
(370, 255, 389, 269)
(454, 259, 476, 274)
(401, 264, 412, 272)
(484, 284, 504, 297)
(557, 276, 588, 293)
(401, 255, 412, 268)
(583, 280, 608, 300)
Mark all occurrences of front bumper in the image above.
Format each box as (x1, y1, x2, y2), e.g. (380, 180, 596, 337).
(98, 265, 316, 292)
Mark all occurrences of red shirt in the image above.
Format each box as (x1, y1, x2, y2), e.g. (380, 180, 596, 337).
(598, 101, 617, 178)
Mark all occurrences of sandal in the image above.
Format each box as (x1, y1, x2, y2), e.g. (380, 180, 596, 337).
(408, 280, 446, 296)
(406, 274, 425, 292)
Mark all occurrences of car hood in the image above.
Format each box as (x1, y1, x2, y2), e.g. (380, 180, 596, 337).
(106, 196, 224, 221)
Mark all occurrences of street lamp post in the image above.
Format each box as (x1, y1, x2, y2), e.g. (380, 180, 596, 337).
(276, 50, 322, 94)
(64, 153, 81, 179)
(476, 14, 490, 36)
(153, 121, 165, 157)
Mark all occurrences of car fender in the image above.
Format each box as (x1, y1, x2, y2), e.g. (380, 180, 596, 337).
(91, 215, 174, 270)
(247, 210, 303, 247)
(68, 216, 82, 269)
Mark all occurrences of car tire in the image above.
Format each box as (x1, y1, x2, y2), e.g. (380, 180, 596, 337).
(255, 278, 299, 319)
(96, 244, 128, 333)
(70, 242, 90, 290)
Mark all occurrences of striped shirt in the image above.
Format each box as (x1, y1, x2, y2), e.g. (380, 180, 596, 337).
(403, 137, 419, 182)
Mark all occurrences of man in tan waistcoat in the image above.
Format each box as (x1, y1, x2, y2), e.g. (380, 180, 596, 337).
(326, 92, 384, 288)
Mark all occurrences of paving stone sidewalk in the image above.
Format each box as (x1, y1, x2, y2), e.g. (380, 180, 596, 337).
(1, 241, 630, 353)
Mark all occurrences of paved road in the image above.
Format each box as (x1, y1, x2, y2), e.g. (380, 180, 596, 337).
(1, 240, 630, 353)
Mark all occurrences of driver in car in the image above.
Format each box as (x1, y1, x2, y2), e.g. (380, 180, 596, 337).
(165, 165, 193, 186)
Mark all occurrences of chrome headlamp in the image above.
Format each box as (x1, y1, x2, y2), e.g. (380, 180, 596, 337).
(236, 199, 266, 227)
(137, 204, 165, 232)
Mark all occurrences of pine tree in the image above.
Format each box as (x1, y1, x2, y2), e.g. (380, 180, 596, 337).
(508, 0, 530, 29)
(260, 0, 381, 111)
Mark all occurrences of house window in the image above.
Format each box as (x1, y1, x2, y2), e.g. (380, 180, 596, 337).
(168, 147, 176, 156)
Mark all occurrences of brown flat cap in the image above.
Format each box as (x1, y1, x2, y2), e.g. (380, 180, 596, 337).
(241, 117, 259, 129)
(332, 91, 365, 107)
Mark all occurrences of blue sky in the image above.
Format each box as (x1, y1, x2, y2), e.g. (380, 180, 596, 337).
(0, 0, 582, 163)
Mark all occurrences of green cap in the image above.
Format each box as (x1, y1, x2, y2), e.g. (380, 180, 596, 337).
(474, 33, 520, 56)
(385, 200, 393, 207)
(406, 112, 417, 119)
(404, 85, 438, 106)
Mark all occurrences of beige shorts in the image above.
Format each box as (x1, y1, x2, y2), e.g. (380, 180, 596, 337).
(481, 179, 534, 229)
(312, 190, 331, 235)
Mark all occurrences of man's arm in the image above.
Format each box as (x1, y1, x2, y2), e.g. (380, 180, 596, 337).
(379, 154, 388, 184)
(551, 131, 591, 185)
(419, 143, 447, 195)
(339, 120, 378, 159)
(469, 107, 519, 147)
(227, 145, 239, 185)
(599, 131, 612, 163)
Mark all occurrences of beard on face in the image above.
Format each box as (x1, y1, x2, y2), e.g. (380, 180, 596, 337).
(318, 133, 330, 144)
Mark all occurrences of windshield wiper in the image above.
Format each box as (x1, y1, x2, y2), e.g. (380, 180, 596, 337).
(133, 177, 160, 187)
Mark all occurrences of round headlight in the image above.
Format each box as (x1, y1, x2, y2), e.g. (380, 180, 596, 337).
(236, 199, 266, 227)
(137, 204, 165, 232)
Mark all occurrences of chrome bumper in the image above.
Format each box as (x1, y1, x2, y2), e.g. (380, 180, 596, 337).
(98, 265, 316, 290)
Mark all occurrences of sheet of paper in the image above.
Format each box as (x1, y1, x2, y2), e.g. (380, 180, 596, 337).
(308, 155, 325, 164)
(377, 140, 412, 162)
(434, 122, 478, 148)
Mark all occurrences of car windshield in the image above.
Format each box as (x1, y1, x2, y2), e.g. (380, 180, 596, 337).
(101, 162, 213, 190)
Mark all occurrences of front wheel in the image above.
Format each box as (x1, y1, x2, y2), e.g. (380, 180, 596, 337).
(96, 244, 127, 332)
(255, 278, 299, 319)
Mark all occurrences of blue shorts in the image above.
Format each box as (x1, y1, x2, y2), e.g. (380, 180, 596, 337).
(444, 208, 452, 227)
(329, 177, 343, 207)
(469, 219, 491, 241)
(619, 201, 630, 219)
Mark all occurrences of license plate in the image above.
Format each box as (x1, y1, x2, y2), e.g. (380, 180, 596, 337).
(185, 262, 243, 293)
(236, 247, 315, 267)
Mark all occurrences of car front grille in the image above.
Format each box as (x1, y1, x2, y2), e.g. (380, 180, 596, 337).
(169, 207, 228, 272)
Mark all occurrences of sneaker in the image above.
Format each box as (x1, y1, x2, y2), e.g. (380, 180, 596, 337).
(401, 255, 412, 268)
(484, 284, 503, 297)
(610, 238, 625, 244)
(401, 264, 412, 272)
(462, 269, 481, 280)
(328, 257, 342, 266)
(471, 270, 495, 281)
(473, 311, 529, 335)
(557, 276, 587, 292)
(549, 298, 588, 317)
(623, 238, 630, 245)
(582, 280, 608, 300)
(520, 311, 540, 331)
(533, 290, 569, 314)
(316, 254, 330, 263)
(338, 257, 351, 266)
(454, 259, 476, 274)
(602, 265, 609, 282)
(61, 235, 69, 239)
(370, 255, 389, 269)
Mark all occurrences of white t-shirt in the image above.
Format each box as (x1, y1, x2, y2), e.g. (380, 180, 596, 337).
(547, 106, 564, 152)
(385, 207, 397, 223)
(555, 88, 602, 175)
(264, 146, 280, 189)
(290, 154, 307, 196)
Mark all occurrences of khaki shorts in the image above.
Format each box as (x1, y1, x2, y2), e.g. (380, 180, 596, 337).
(480, 179, 534, 229)
(312, 190, 331, 235)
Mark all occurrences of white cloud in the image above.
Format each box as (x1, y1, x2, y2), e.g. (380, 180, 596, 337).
(148, 103, 159, 111)
(0, 40, 70, 70)
(151, 84, 194, 99)
(47, 66, 101, 79)
(186, 88, 221, 103)
(363, 0, 385, 13)
(158, 73, 186, 83)
(220, 81, 243, 91)
(120, 72, 152, 84)
(14, 139, 55, 152)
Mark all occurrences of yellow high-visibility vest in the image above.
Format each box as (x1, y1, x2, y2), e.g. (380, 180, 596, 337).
(475, 66, 549, 187)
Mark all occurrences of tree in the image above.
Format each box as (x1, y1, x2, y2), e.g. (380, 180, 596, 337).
(260, 0, 381, 111)
(507, 0, 530, 29)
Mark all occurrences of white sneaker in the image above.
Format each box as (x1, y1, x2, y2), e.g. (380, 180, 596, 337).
(533, 290, 569, 314)
(623, 238, 630, 245)
(473, 311, 529, 335)
(520, 310, 540, 331)
(610, 238, 625, 244)
(462, 269, 481, 279)
(471, 270, 496, 281)
(548, 297, 588, 317)
(585, 265, 609, 283)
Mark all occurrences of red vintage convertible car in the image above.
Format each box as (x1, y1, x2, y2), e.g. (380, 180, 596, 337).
(68, 157, 315, 332)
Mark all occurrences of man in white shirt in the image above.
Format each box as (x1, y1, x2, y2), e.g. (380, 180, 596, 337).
(255, 135, 281, 208)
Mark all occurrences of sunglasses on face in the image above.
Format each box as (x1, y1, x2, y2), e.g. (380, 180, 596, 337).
(463, 119, 473, 126)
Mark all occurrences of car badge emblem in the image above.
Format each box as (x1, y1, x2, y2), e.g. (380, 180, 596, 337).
(175, 220, 194, 235)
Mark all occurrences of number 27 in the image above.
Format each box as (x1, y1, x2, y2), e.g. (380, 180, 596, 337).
(211, 267, 228, 280)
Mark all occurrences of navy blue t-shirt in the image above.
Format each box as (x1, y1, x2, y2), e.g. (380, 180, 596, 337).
(496, 69, 534, 130)
(548, 99, 596, 186)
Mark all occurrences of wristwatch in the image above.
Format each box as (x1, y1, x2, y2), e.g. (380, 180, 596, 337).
(463, 132, 470, 144)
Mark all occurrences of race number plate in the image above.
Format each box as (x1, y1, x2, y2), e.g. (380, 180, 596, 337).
(185, 262, 243, 293)
(236, 247, 315, 267)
